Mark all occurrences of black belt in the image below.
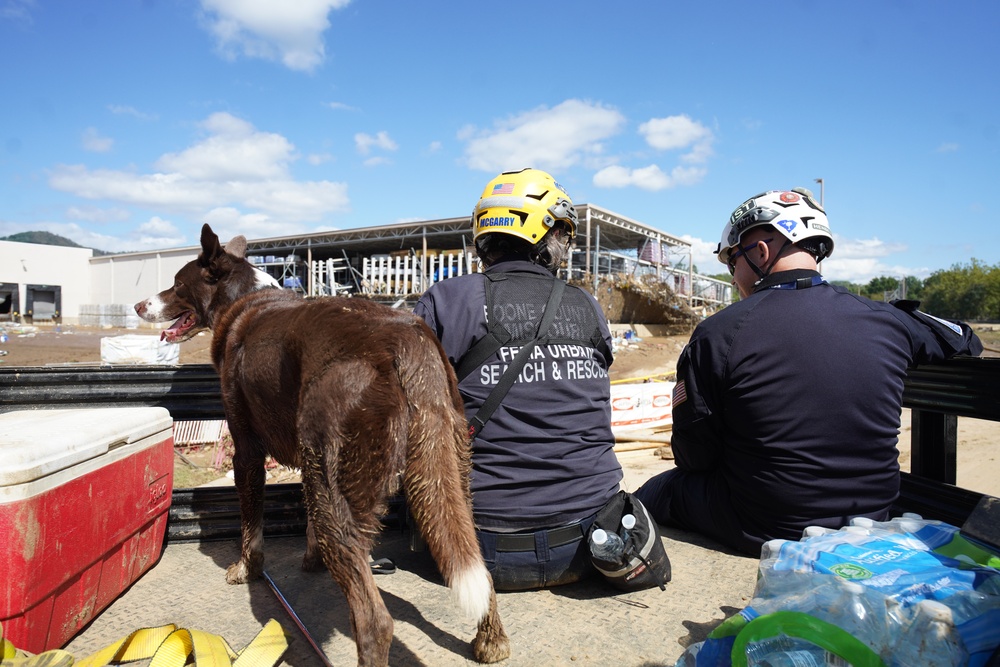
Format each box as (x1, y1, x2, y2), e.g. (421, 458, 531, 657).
(494, 523, 585, 552)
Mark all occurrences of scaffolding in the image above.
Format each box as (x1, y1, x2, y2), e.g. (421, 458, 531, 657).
(233, 203, 732, 307)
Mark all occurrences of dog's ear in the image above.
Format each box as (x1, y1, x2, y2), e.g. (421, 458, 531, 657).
(199, 224, 223, 263)
(225, 235, 248, 259)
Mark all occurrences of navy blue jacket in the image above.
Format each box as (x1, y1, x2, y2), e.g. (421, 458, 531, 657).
(672, 269, 983, 544)
(414, 260, 623, 530)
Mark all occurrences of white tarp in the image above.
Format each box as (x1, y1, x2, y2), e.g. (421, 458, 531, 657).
(100, 334, 179, 365)
(610, 381, 674, 434)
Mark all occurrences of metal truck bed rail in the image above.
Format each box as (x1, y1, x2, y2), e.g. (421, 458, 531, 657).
(3, 358, 998, 530)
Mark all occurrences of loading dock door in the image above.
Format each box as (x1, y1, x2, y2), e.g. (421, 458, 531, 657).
(25, 284, 61, 322)
(0, 283, 18, 322)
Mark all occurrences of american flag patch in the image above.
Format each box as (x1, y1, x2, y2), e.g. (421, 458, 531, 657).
(673, 379, 688, 407)
(492, 182, 515, 195)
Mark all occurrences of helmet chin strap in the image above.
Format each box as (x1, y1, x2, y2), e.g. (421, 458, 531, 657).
(749, 239, 794, 287)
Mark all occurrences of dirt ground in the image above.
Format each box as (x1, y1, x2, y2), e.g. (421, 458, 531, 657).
(1, 321, 998, 497)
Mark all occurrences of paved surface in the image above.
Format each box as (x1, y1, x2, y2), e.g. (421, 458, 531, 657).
(64, 451, 761, 667)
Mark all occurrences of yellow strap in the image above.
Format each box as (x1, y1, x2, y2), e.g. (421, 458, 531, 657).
(0, 649, 75, 667)
(2, 638, 20, 661)
(74, 625, 177, 667)
(233, 622, 288, 667)
(0, 620, 287, 667)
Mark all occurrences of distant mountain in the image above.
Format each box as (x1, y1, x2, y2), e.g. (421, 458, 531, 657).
(1, 231, 112, 255)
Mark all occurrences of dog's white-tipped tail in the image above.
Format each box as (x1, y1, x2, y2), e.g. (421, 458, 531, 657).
(449, 562, 492, 622)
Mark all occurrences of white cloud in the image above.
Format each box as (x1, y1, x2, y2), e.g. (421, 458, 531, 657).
(82, 127, 113, 153)
(198, 0, 350, 72)
(49, 112, 350, 225)
(362, 156, 391, 167)
(326, 101, 359, 112)
(590, 114, 714, 192)
(0, 0, 34, 25)
(66, 205, 131, 223)
(0, 218, 184, 253)
(201, 207, 304, 241)
(130, 217, 187, 249)
(820, 235, 928, 283)
(936, 142, 959, 153)
(593, 164, 707, 191)
(306, 152, 333, 165)
(831, 236, 907, 259)
(639, 114, 714, 164)
(427, 141, 442, 153)
(460, 99, 626, 173)
(354, 131, 398, 156)
(821, 257, 931, 284)
(156, 112, 293, 180)
(678, 234, 724, 274)
(674, 232, 931, 284)
(640, 115, 709, 150)
(107, 105, 158, 121)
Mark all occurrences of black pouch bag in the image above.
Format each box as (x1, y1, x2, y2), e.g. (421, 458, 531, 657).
(587, 490, 672, 591)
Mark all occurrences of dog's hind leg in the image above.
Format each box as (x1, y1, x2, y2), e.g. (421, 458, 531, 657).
(402, 406, 510, 663)
(301, 518, 324, 572)
(299, 444, 393, 667)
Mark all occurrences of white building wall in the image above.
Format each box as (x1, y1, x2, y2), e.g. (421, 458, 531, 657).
(0, 240, 92, 324)
(89, 247, 198, 306)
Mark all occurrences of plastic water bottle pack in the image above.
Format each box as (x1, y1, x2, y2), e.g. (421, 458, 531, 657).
(675, 514, 1000, 667)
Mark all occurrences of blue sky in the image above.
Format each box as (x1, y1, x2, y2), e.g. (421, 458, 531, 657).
(2, 0, 997, 284)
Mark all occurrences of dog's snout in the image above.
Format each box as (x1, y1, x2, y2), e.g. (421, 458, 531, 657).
(135, 301, 147, 316)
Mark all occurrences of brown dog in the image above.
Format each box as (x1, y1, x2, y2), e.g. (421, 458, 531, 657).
(135, 224, 509, 666)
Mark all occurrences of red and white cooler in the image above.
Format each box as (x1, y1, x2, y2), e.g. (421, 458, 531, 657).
(0, 407, 174, 652)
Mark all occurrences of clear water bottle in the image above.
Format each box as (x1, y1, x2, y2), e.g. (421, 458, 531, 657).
(760, 538, 791, 560)
(621, 513, 636, 550)
(744, 636, 844, 667)
(801, 525, 835, 539)
(890, 599, 968, 667)
(748, 576, 894, 660)
(850, 514, 927, 535)
(589, 528, 625, 563)
(820, 579, 889, 655)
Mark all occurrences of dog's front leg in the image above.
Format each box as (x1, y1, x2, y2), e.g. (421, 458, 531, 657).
(226, 447, 267, 584)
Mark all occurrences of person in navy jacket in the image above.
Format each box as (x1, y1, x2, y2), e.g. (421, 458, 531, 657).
(414, 168, 623, 590)
(635, 188, 983, 555)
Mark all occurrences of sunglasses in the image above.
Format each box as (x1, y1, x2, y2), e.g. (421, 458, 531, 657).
(727, 238, 773, 275)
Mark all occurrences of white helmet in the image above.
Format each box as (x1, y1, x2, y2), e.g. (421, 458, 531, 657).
(716, 187, 833, 266)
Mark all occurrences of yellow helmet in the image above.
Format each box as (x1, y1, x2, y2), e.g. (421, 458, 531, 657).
(472, 168, 578, 244)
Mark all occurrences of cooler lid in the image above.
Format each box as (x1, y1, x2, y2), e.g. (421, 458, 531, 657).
(0, 407, 173, 487)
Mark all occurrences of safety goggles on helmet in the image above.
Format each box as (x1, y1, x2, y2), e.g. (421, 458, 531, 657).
(716, 187, 833, 265)
(726, 238, 773, 275)
(472, 168, 578, 244)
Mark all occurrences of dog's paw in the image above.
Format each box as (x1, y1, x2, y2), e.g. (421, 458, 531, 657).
(301, 551, 324, 572)
(472, 627, 511, 664)
(225, 560, 260, 585)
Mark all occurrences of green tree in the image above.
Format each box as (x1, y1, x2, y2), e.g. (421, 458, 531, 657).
(904, 276, 924, 301)
(864, 275, 924, 301)
(866, 276, 901, 299)
(921, 259, 999, 320)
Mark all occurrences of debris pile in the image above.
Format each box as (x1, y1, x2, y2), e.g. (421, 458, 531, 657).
(572, 275, 702, 333)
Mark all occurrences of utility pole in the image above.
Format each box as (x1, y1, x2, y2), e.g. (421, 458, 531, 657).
(814, 178, 825, 274)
